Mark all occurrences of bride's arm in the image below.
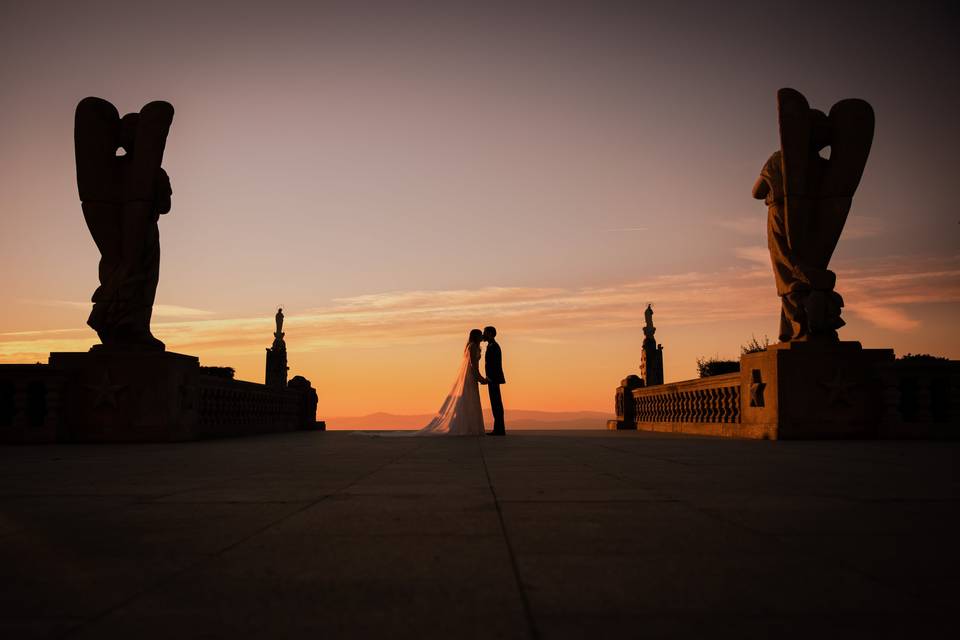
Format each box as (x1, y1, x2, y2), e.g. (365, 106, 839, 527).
(470, 344, 487, 384)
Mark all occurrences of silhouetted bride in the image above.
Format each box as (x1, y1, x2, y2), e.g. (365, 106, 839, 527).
(417, 329, 487, 436)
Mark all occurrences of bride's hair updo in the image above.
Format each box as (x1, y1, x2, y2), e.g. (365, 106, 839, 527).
(468, 329, 483, 345)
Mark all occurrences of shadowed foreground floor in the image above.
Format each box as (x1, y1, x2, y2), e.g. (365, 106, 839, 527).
(0, 430, 956, 639)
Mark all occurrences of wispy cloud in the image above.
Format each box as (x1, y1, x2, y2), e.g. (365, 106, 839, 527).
(734, 245, 770, 265)
(19, 299, 215, 319)
(717, 214, 885, 240)
(844, 215, 886, 240)
(153, 305, 216, 318)
(717, 216, 764, 236)
(846, 304, 919, 331)
(2, 255, 957, 363)
(839, 256, 960, 331)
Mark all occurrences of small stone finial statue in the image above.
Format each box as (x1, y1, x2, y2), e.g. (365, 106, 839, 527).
(640, 304, 664, 386)
(753, 88, 874, 343)
(74, 97, 174, 351)
(275, 307, 284, 339)
(643, 304, 655, 338)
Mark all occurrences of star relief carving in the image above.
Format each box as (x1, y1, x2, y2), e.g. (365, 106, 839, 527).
(819, 367, 859, 407)
(86, 371, 126, 408)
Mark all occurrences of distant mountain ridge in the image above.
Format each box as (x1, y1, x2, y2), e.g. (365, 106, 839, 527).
(327, 409, 612, 430)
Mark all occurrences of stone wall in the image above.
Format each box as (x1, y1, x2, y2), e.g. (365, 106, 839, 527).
(610, 346, 958, 440)
(635, 373, 741, 432)
(1, 357, 319, 444)
(608, 373, 744, 437)
(194, 374, 311, 438)
(0, 365, 66, 443)
(880, 359, 960, 439)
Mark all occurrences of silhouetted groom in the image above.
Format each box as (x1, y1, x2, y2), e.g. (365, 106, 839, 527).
(482, 326, 506, 435)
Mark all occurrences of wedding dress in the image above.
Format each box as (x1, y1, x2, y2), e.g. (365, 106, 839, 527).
(416, 343, 485, 436)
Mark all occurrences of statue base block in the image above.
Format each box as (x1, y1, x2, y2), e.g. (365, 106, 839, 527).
(620, 341, 921, 440)
(606, 419, 637, 431)
(739, 341, 894, 439)
(49, 351, 201, 442)
(39, 351, 320, 443)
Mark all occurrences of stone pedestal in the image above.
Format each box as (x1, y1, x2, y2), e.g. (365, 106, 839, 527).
(49, 351, 200, 442)
(640, 304, 664, 386)
(740, 341, 894, 439)
(265, 343, 288, 389)
(641, 340, 663, 387)
(607, 375, 644, 430)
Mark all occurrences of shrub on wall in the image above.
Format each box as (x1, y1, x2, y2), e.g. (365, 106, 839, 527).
(741, 335, 770, 355)
(200, 366, 236, 379)
(898, 353, 949, 362)
(697, 357, 740, 378)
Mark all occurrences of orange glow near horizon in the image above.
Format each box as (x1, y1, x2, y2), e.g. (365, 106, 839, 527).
(3, 254, 958, 421)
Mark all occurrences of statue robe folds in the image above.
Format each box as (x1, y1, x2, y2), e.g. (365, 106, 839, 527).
(752, 88, 874, 343)
(74, 97, 174, 350)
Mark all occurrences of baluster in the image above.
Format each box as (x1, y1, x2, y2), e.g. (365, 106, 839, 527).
(731, 386, 742, 424)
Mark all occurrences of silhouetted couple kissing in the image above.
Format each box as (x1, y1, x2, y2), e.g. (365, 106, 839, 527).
(419, 326, 506, 436)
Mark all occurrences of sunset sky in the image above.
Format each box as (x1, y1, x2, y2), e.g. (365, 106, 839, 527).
(1, 1, 958, 422)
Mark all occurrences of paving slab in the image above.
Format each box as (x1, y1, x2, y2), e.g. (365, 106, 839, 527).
(0, 430, 955, 639)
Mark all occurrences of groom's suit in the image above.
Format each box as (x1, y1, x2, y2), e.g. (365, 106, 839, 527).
(485, 340, 506, 434)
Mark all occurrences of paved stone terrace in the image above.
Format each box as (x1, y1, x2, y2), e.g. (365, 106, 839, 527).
(0, 430, 956, 639)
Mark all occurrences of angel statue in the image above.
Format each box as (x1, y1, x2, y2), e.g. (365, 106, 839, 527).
(752, 88, 874, 342)
(74, 97, 174, 351)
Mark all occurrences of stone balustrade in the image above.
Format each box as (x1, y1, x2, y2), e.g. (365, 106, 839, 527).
(881, 359, 960, 439)
(618, 373, 743, 437)
(611, 347, 958, 440)
(0, 365, 66, 443)
(195, 374, 313, 438)
(633, 373, 741, 425)
(1, 359, 319, 444)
